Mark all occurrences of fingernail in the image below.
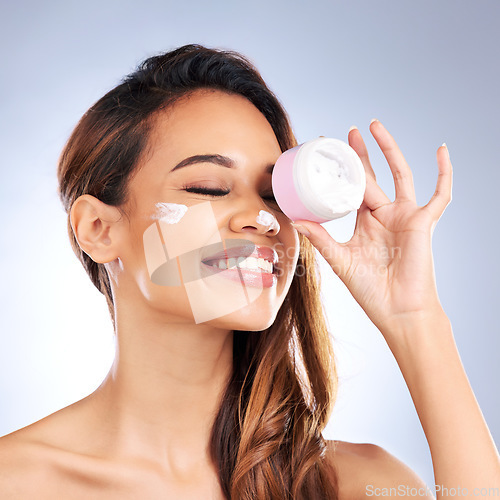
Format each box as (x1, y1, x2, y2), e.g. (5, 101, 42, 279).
(349, 125, 358, 132)
(441, 142, 447, 148)
(291, 223, 311, 237)
(370, 118, 379, 125)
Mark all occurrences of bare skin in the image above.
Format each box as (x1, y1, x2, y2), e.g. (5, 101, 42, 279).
(0, 421, 428, 499)
(1, 92, 498, 498)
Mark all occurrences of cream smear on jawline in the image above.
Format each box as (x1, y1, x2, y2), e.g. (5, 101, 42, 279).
(152, 202, 188, 223)
(256, 210, 280, 232)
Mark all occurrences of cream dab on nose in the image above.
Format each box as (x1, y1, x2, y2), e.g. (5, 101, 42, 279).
(152, 202, 188, 224)
(256, 210, 280, 232)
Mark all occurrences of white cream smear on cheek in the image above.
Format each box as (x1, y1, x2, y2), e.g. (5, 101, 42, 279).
(152, 202, 188, 224)
(256, 210, 280, 232)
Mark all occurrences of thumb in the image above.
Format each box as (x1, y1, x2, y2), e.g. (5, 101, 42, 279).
(291, 221, 350, 279)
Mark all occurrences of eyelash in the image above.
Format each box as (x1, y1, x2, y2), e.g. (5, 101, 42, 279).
(184, 186, 277, 202)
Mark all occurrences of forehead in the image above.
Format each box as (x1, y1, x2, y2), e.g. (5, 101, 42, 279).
(145, 89, 282, 167)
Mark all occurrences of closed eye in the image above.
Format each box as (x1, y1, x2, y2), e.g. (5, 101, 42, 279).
(184, 186, 277, 202)
(184, 186, 229, 197)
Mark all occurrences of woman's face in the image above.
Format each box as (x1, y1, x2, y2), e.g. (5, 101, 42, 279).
(117, 90, 300, 331)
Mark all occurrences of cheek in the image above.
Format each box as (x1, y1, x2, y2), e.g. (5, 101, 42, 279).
(130, 199, 297, 325)
(279, 217, 300, 259)
(272, 229, 299, 285)
(141, 201, 265, 324)
(142, 201, 217, 286)
(152, 202, 188, 223)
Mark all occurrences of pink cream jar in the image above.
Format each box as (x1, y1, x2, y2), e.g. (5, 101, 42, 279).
(272, 137, 366, 223)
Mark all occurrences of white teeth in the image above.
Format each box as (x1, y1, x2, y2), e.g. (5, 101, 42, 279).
(246, 257, 258, 269)
(209, 256, 274, 273)
(259, 258, 273, 273)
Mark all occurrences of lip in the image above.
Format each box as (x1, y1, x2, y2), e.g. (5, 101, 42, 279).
(201, 244, 278, 265)
(200, 262, 277, 288)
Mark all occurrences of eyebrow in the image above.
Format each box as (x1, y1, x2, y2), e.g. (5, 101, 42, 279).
(170, 154, 274, 174)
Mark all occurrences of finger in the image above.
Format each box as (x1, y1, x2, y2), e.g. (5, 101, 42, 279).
(348, 126, 390, 211)
(359, 174, 391, 212)
(348, 126, 376, 181)
(290, 221, 350, 278)
(370, 119, 416, 203)
(423, 144, 453, 219)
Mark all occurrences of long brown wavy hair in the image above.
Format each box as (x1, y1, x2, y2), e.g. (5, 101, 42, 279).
(57, 44, 339, 499)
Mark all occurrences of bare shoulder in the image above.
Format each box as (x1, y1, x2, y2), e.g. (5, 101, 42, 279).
(0, 411, 166, 499)
(0, 426, 57, 499)
(326, 440, 434, 499)
(0, 404, 121, 499)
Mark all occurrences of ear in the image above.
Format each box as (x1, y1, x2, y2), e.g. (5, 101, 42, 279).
(70, 194, 123, 264)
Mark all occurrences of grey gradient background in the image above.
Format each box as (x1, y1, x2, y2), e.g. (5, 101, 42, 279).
(1, 0, 498, 488)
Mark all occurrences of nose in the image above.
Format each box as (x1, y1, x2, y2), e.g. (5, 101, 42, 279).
(228, 197, 280, 236)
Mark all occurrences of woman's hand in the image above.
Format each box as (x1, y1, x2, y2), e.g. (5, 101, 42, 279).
(291, 120, 453, 337)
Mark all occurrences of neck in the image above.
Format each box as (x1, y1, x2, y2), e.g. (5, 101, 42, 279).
(89, 304, 233, 477)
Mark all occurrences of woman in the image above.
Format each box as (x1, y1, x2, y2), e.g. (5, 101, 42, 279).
(0, 44, 498, 499)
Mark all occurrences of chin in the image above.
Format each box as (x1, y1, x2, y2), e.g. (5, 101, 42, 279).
(207, 303, 279, 332)
(236, 316, 277, 332)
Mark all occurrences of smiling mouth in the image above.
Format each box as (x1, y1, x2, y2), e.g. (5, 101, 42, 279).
(200, 243, 278, 287)
(202, 244, 277, 272)
(202, 256, 274, 274)
(200, 260, 277, 288)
